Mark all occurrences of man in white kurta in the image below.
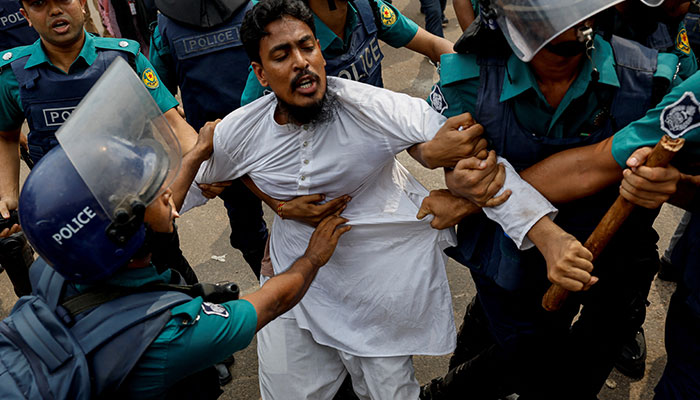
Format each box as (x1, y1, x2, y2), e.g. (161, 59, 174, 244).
(184, 78, 557, 399)
(181, 1, 561, 397)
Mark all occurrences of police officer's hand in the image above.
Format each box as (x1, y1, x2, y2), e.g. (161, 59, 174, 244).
(279, 194, 351, 227)
(193, 119, 221, 161)
(0, 198, 20, 238)
(445, 151, 512, 207)
(423, 113, 488, 169)
(197, 181, 234, 199)
(416, 189, 481, 229)
(303, 214, 352, 268)
(620, 147, 680, 209)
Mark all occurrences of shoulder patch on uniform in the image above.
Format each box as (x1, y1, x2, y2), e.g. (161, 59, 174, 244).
(677, 27, 691, 55)
(379, 4, 397, 27)
(660, 91, 700, 138)
(201, 302, 229, 318)
(142, 68, 159, 89)
(429, 84, 449, 115)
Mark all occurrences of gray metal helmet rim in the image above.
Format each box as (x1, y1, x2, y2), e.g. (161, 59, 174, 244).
(155, 0, 248, 28)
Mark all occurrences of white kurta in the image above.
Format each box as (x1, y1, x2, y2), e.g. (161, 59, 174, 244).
(184, 77, 555, 356)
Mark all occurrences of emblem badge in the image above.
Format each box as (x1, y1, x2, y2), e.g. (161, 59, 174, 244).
(141, 68, 159, 89)
(677, 28, 691, 55)
(201, 302, 229, 318)
(660, 91, 700, 138)
(380, 4, 397, 27)
(429, 84, 449, 115)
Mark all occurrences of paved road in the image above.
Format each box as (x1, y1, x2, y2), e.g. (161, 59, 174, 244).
(0, 1, 685, 399)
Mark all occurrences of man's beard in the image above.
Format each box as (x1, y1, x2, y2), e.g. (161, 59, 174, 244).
(276, 70, 338, 126)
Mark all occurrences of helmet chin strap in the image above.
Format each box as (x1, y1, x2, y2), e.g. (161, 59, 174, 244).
(576, 25, 599, 83)
(327, 0, 337, 10)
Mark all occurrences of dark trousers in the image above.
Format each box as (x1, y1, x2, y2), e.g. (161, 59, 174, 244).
(469, 234, 659, 399)
(654, 287, 700, 399)
(218, 178, 268, 278)
(420, 0, 446, 37)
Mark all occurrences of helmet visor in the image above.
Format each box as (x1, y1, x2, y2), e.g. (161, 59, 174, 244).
(56, 57, 181, 220)
(492, 0, 624, 61)
(640, 0, 664, 6)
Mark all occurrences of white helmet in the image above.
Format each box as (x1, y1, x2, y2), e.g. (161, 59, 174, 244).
(491, 0, 625, 61)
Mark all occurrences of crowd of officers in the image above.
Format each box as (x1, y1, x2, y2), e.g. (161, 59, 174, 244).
(0, 0, 699, 399)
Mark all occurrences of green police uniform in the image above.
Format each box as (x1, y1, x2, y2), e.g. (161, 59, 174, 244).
(0, 32, 178, 131)
(76, 266, 258, 398)
(430, 35, 680, 137)
(239, 0, 419, 106)
(612, 70, 700, 167)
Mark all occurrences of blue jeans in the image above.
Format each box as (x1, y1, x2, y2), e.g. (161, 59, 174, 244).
(419, 0, 446, 37)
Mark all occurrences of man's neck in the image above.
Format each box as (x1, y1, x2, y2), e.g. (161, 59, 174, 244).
(309, 0, 349, 40)
(529, 50, 584, 109)
(41, 31, 86, 73)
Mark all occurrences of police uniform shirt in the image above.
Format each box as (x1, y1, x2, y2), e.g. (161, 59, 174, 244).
(0, 32, 178, 131)
(239, 0, 419, 106)
(76, 266, 257, 398)
(611, 70, 700, 167)
(430, 35, 681, 139)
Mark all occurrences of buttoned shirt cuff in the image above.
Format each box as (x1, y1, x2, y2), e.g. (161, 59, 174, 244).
(482, 157, 558, 250)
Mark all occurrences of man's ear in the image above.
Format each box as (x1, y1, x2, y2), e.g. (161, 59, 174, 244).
(251, 61, 269, 87)
(19, 8, 31, 27)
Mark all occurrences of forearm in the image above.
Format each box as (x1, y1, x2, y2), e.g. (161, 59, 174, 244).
(241, 175, 279, 210)
(242, 256, 320, 332)
(0, 130, 21, 206)
(404, 28, 455, 64)
(164, 108, 198, 154)
(171, 147, 210, 211)
(453, 0, 476, 30)
(407, 143, 436, 169)
(519, 137, 622, 204)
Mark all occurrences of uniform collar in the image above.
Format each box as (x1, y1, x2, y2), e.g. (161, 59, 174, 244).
(24, 31, 97, 71)
(313, 4, 358, 53)
(500, 35, 620, 103)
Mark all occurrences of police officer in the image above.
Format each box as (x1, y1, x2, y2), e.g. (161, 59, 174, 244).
(603, 0, 698, 81)
(0, 0, 198, 279)
(422, 0, 681, 398)
(149, 0, 269, 278)
(9, 60, 349, 398)
(240, 0, 454, 104)
(597, 0, 699, 381)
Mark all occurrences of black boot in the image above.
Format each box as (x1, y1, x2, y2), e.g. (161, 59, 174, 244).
(421, 345, 515, 400)
(614, 328, 647, 380)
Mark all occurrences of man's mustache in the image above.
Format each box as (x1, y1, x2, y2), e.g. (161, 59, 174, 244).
(291, 68, 320, 90)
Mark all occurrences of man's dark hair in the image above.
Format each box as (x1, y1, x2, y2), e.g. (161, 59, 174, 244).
(241, 0, 316, 63)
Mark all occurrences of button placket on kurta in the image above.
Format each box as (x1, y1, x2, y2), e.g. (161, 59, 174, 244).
(298, 124, 313, 195)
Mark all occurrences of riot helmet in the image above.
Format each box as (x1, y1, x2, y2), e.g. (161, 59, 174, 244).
(639, 0, 664, 6)
(484, 0, 626, 61)
(19, 57, 182, 283)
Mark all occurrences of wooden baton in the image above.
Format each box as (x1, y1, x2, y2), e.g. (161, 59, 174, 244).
(541, 135, 686, 312)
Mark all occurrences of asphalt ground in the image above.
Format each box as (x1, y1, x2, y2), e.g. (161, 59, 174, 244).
(0, 1, 686, 398)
